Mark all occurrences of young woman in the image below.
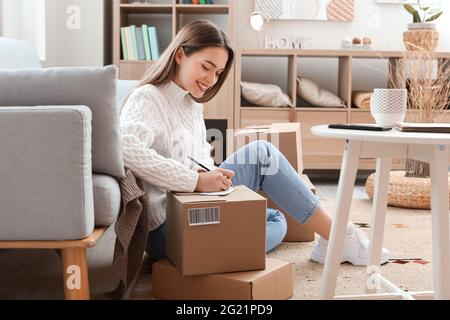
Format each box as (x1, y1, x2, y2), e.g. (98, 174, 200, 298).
(120, 20, 390, 267)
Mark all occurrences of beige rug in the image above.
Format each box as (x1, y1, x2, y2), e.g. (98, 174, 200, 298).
(131, 198, 435, 300)
(0, 197, 433, 299)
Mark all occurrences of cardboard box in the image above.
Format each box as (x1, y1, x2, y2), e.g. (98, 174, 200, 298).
(232, 122, 304, 173)
(259, 174, 317, 242)
(166, 185, 267, 276)
(152, 258, 294, 300)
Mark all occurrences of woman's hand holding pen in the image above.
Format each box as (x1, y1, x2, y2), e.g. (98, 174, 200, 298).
(195, 168, 235, 192)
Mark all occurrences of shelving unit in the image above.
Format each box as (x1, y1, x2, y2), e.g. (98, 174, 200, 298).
(235, 48, 450, 170)
(112, 0, 235, 123)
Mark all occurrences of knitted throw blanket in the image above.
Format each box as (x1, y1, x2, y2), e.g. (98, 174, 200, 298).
(108, 168, 151, 299)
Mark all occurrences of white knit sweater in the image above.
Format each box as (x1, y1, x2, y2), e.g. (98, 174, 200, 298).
(120, 81, 216, 231)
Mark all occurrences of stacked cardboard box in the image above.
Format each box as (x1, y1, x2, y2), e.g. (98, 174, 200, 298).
(152, 122, 315, 299)
(152, 185, 294, 300)
(166, 185, 267, 276)
(232, 123, 316, 242)
(152, 258, 294, 300)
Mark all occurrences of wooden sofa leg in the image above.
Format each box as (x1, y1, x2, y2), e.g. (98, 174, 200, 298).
(61, 247, 90, 300)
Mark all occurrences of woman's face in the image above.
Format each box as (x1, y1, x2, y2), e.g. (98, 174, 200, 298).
(174, 46, 229, 99)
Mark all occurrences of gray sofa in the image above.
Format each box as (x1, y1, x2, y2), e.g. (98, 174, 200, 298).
(0, 37, 139, 299)
(0, 66, 125, 240)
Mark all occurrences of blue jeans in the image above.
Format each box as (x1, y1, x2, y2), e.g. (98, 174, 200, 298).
(147, 140, 320, 262)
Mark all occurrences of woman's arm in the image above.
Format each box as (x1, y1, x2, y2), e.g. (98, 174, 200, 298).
(121, 91, 199, 192)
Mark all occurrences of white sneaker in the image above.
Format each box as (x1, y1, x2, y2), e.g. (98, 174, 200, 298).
(310, 223, 391, 266)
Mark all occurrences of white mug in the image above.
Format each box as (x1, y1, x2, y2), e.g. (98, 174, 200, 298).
(370, 88, 408, 127)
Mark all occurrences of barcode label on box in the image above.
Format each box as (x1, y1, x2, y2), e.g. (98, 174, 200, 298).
(188, 207, 220, 226)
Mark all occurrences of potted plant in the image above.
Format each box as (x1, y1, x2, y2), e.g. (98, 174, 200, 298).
(403, 2, 443, 51)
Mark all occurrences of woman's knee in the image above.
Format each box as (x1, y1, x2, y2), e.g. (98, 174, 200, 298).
(247, 140, 275, 151)
(246, 140, 278, 164)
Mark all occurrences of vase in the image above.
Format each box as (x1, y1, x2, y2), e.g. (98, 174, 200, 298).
(403, 23, 439, 51)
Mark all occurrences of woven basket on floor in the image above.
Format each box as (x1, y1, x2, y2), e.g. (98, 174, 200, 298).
(365, 171, 450, 210)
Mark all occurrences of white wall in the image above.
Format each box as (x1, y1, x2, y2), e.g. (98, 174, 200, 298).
(2, 0, 448, 84)
(235, 0, 450, 93)
(0, 0, 3, 35)
(236, 0, 450, 51)
(1, 0, 46, 60)
(0, 0, 110, 67)
(43, 0, 109, 67)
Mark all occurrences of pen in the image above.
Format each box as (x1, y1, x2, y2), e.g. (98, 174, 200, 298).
(188, 156, 212, 172)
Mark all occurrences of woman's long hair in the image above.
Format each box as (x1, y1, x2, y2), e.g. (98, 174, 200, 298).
(137, 19, 234, 104)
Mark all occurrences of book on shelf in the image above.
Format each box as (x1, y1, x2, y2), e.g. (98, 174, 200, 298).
(128, 0, 155, 3)
(136, 27, 146, 60)
(148, 26, 160, 60)
(120, 27, 129, 60)
(130, 25, 139, 60)
(120, 25, 159, 61)
(142, 24, 152, 61)
(395, 121, 450, 133)
(183, 0, 215, 4)
(124, 27, 135, 60)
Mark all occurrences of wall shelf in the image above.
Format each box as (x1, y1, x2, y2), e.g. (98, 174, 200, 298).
(297, 107, 348, 112)
(241, 106, 291, 111)
(119, 4, 173, 14)
(175, 4, 230, 14)
(113, 0, 235, 123)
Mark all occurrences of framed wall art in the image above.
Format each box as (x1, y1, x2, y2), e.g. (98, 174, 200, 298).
(255, 0, 355, 21)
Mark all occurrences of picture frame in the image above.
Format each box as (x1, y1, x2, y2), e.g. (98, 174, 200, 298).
(255, 0, 355, 21)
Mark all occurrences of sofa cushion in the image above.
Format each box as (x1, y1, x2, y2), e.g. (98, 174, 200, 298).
(0, 106, 94, 241)
(0, 66, 125, 178)
(93, 174, 121, 226)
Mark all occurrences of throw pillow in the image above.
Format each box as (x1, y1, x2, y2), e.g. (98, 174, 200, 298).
(297, 77, 346, 108)
(241, 81, 292, 108)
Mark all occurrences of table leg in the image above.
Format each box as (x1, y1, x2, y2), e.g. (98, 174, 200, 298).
(366, 157, 392, 294)
(320, 140, 362, 299)
(430, 144, 450, 299)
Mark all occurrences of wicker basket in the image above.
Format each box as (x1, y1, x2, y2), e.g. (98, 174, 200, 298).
(365, 171, 450, 210)
(403, 30, 439, 51)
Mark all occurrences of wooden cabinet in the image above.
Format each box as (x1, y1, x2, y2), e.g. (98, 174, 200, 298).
(297, 111, 347, 169)
(118, 60, 152, 80)
(235, 48, 450, 170)
(240, 108, 291, 127)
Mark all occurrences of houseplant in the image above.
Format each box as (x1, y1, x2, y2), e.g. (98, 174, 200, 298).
(403, 3, 443, 51)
